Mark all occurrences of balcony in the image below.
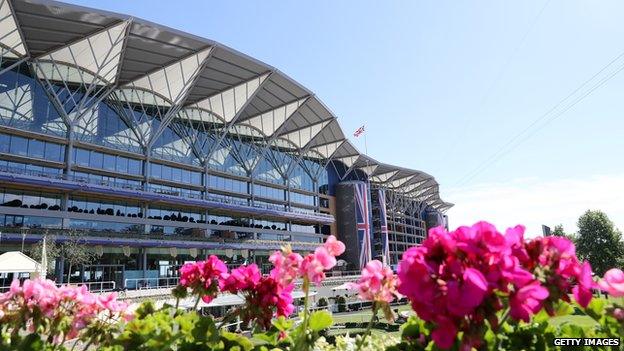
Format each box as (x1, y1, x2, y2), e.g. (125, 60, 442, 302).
(0, 165, 334, 225)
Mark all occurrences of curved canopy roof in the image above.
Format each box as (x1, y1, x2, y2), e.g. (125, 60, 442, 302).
(4, 0, 452, 211)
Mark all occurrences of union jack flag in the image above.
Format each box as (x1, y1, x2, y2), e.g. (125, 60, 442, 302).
(353, 125, 365, 137)
(378, 188, 391, 266)
(355, 182, 372, 269)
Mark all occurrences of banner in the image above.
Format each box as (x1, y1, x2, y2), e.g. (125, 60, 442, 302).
(354, 182, 372, 269)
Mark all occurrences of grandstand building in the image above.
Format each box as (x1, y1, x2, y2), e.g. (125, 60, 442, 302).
(0, 0, 452, 286)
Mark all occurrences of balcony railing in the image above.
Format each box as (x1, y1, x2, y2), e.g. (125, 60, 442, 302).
(0, 165, 334, 223)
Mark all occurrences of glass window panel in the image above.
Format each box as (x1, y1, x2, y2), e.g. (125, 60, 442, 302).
(116, 156, 129, 174)
(75, 148, 90, 166)
(172, 167, 182, 182)
(161, 164, 172, 180)
(103, 153, 116, 171)
(0, 134, 9, 153)
(44, 142, 64, 162)
(28, 139, 44, 158)
(191, 171, 202, 185)
(128, 158, 142, 175)
(89, 150, 103, 169)
(150, 163, 162, 178)
(9, 135, 28, 156)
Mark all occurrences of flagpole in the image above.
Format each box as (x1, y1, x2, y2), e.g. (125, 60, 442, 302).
(363, 124, 372, 264)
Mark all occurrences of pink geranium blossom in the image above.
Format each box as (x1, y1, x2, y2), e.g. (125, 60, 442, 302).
(510, 281, 549, 322)
(351, 260, 397, 303)
(222, 264, 261, 293)
(323, 235, 346, 256)
(0, 278, 129, 345)
(269, 246, 303, 286)
(598, 268, 624, 297)
(179, 255, 227, 304)
(299, 235, 346, 286)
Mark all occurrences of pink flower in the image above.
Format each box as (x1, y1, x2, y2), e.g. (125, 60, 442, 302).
(269, 247, 303, 286)
(572, 261, 594, 308)
(431, 316, 457, 349)
(300, 254, 326, 286)
(238, 276, 294, 329)
(323, 235, 345, 256)
(351, 260, 397, 303)
(598, 268, 624, 297)
(299, 235, 346, 286)
(510, 281, 549, 322)
(222, 264, 261, 293)
(178, 255, 228, 304)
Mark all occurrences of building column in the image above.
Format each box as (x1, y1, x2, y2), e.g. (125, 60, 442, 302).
(142, 248, 147, 278)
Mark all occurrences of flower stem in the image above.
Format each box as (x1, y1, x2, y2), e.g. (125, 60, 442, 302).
(499, 307, 510, 327)
(193, 295, 201, 311)
(356, 302, 377, 351)
(294, 277, 311, 351)
(302, 278, 310, 330)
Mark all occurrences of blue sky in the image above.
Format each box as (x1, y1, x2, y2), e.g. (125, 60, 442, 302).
(66, 0, 624, 234)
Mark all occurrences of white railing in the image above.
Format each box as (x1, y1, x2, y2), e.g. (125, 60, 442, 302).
(124, 277, 180, 290)
(56, 280, 117, 293)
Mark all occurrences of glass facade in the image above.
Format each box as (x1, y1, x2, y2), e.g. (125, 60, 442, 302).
(0, 133, 65, 162)
(0, 0, 453, 289)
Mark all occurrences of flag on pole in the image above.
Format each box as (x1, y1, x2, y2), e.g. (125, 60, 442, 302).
(355, 182, 372, 269)
(353, 125, 365, 137)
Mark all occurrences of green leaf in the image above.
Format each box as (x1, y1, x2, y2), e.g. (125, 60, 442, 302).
(586, 297, 606, 318)
(553, 300, 574, 316)
(17, 333, 44, 351)
(271, 316, 293, 332)
(308, 311, 333, 332)
(220, 331, 254, 351)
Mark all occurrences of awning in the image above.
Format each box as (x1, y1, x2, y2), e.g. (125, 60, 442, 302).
(0, 251, 41, 274)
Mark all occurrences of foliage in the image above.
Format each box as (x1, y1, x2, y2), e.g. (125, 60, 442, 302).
(317, 298, 328, 308)
(3, 223, 624, 350)
(27, 232, 98, 282)
(27, 235, 61, 274)
(0, 278, 129, 350)
(575, 210, 624, 275)
(336, 296, 347, 313)
(551, 224, 573, 240)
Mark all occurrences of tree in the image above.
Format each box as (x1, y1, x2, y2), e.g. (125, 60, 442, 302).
(61, 231, 97, 284)
(28, 231, 97, 283)
(27, 234, 61, 275)
(552, 224, 565, 236)
(551, 224, 573, 240)
(575, 210, 624, 276)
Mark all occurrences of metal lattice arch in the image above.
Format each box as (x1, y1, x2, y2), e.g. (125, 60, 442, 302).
(0, 0, 452, 211)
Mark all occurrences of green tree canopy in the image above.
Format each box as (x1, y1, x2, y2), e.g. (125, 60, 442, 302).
(552, 224, 567, 237)
(575, 210, 624, 276)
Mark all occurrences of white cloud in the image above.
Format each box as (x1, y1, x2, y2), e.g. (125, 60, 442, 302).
(444, 174, 624, 237)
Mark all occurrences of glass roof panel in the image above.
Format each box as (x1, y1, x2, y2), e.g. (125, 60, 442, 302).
(238, 98, 305, 137)
(335, 155, 359, 168)
(126, 48, 211, 104)
(371, 170, 398, 183)
(39, 21, 128, 85)
(310, 140, 343, 158)
(359, 164, 378, 175)
(0, 0, 26, 56)
(193, 73, 268, 123)
(279, 120, 329, 148)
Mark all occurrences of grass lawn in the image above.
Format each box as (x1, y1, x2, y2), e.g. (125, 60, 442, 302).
(331, 303, 604, 333)
(331, 304, 414, 324)
(548, 314, 598, 328)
